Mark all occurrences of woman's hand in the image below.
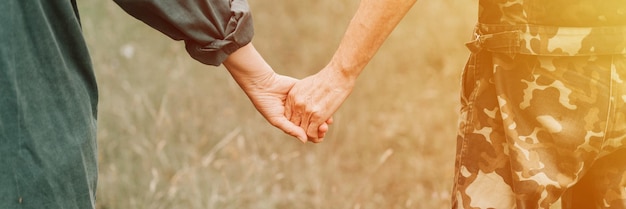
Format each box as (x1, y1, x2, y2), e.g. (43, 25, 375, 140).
(240, 71, 329, 143)
(224, 43, 330, 143)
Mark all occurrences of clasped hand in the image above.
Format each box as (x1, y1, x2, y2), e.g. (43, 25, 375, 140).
(284, 66, 355, 143)
(224, 44, 354, 143)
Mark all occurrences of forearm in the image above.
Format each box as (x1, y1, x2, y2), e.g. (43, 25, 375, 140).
(328, 0, 417, 79)
(223, 43, 274, 93)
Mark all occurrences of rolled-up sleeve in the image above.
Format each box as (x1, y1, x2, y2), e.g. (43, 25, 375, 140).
(114, 0, 253, 66)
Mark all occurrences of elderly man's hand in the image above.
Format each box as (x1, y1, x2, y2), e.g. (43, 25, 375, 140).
(285, 66, 354, 142)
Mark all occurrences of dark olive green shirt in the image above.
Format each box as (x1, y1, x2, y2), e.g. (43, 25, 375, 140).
(0, 0, 252, 208)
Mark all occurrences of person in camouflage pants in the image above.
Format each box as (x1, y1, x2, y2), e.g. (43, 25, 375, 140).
(452, 1, 626, 208)
(280, 0, 626, 208)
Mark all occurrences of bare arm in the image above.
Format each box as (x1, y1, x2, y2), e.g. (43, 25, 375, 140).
(328, 0, 418, 78)
(285, 0, 417, 142)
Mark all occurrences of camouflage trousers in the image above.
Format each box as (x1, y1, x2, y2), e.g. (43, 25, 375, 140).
(451, 46, 626, 208)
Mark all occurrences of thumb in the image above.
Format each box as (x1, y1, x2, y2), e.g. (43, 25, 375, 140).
(271, 117, 308, 143)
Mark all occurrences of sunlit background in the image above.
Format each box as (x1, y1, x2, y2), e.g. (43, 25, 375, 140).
(78, 0, 477, 208)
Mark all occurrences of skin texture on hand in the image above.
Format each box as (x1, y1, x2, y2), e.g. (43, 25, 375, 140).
(223, 43, 328, 143)
(285, 67, 352, 143)
(285, 0, 417, 141)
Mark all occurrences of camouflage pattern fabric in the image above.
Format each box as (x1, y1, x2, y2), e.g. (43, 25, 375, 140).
(477, 0, 626, 26)
(451, 0, 626, 208)
(452, 49, 626, 209)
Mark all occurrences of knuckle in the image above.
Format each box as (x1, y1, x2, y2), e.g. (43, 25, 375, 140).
(305, 105, 318, 113)
(294, 97, 308, 105)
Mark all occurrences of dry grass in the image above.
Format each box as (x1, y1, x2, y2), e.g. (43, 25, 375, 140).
(78, 0, 477, 208)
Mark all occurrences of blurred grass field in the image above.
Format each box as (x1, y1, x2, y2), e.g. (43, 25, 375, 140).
(78, 0, 477, 208)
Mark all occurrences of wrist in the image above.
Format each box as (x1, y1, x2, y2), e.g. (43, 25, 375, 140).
(223, 43, 276, 92)
(229, 66, 275, 94)
(325, 58, 362, 84)
(318, 63, 358, 94)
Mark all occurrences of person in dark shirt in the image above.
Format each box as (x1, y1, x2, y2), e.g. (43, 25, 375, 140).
(0, 0, 327, 208)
